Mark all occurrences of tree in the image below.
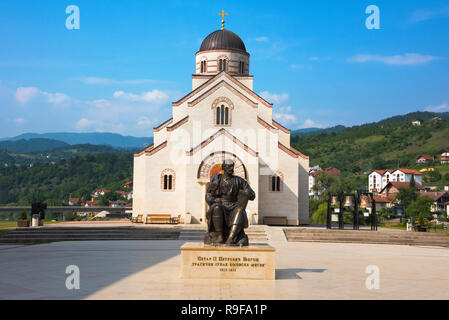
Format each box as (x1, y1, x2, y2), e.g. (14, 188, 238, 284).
(407, 196, 434, 221)
(396, 185, 419, 215)
(370, 156, 387, 170)
(312, 172, 337, 201)
(444, 173, 449, 182)
(310, 203, 328, 224)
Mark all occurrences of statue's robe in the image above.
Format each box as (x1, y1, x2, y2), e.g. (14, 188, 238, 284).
(205, 174, 255, 231)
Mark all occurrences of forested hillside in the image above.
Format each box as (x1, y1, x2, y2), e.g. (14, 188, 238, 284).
(291, 117, 449, 178)
(0, 153, 133, 205)
(0, 144, 132, 165)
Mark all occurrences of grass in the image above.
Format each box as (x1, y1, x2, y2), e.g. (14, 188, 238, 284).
(379, 221, 449, 236)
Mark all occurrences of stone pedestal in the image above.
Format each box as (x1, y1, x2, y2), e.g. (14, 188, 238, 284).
(181, 242, 275, 280)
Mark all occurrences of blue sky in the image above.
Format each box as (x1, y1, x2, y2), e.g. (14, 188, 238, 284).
(1, 0, 448, 137)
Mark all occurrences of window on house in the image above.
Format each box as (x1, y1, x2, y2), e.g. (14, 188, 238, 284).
(200, 61, 207, 73)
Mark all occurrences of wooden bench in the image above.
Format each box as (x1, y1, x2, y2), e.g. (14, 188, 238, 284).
(131, 214, 143, 223)
(145, 214, 172, 224)
(263, 216, 288, 226)
(171, 214, 181, 224)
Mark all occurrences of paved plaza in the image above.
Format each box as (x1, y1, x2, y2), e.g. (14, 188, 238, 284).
(1, 230, 449, 300)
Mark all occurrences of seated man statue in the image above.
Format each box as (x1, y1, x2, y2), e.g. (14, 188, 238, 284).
(204, 159, 256, 246)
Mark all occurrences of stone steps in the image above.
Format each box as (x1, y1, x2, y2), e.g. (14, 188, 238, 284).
(178, 227, 269, 242)
(284, 228, 449, 247)
(0, 225, 268, 244)
(0, 227, 180, 244)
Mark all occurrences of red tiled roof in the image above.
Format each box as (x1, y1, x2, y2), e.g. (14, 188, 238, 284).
(417, 155, 434, 161)
(397, 168, 422, 175)
(390, 181, 423, 189)
(419, 191, 448, 201)
(69, 198, 81, 202)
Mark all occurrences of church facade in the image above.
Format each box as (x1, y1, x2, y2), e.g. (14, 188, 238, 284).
(133, 27, 309, 225)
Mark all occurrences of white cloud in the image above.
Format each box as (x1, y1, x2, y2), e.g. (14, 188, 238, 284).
(89, 99, 112, 108)
(75, 118, 96, 130)
(425, 103, 449, 112)
(79, 77, 156, 85)
(408, 7, 449, 23)
(273, 107, 297, 124)
(113, 89, 169, 103)
(273, 113, 296, 123)
(41, 92, 70, 104)
(15, 86, 69, 105)
(14, 118, 25, 124)
(15, 87, 39, 104)
(255, 36, 269, 42)
(348, 53, 440, 65)
(310, 57, 320, 61)
(301, 119, 324, 129)
(259, 91, 289, 105)
(137, 117, 153, 127)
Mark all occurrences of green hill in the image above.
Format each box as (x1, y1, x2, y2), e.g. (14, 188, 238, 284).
(0, 138, 69, 153)
(292, 114, 449, 187)
(1, 143, 135, 165)
(0, 152, 133, 205)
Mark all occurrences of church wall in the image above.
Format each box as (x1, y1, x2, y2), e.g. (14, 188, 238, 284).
(187, 86, 259, 141)
(298, 156, 310, 225)
(277, 130, 290, 148)
(153, 128, 168, 147)
(258, 148, 300, 225)
(256, 104, 273, 125)
(195, 51, 249, 76)
(137, 147, 187, 219)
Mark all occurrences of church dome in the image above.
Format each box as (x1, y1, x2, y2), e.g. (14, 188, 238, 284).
(199, 29, 247, 53)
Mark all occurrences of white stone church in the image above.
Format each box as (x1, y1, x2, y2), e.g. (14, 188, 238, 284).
(133, 25, 309, 225)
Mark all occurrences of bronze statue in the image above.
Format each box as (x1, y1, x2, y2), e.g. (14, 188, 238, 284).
(204, 159, 255, 246)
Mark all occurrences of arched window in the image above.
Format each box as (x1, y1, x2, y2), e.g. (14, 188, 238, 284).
(161, 169, 175, 191)
(269, 172, 283, 192)
(239, 61, 245, 74)
(200, 61, 207, 73)
(219, 59, 227, 72)
(212, 97, 233, 126)
(216, 105, 230, 125)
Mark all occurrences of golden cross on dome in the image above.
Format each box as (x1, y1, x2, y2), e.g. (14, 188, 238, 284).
(219, 10, 228, 30)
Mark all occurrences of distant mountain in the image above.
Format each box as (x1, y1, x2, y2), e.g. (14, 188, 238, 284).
(292, 125, 346, 137)
(0, 132, 153, 149)
(370, 111, 449, 126)
(0, 138, 69, 153)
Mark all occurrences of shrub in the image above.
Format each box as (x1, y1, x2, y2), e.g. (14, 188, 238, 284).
(19, 209, 27, 220)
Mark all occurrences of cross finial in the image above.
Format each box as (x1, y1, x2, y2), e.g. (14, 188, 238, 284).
(219, 10, 228, 30)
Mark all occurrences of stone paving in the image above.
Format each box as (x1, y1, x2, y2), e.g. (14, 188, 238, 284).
(1, 235, 449, 299)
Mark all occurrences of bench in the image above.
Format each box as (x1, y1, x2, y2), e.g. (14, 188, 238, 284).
(131, 214, 143, 223)
(171, 214, 181, 224)
(263, 216, 288, 226)
(145, 214, 172, 224)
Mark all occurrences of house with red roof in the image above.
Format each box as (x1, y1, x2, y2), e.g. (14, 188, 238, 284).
(368, 168, 422, 193)
(441, 151, 449, 164)
(416, 155, 434, 164)
(68, 198, 82, 206)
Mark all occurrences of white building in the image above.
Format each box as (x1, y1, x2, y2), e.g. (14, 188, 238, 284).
(368, 169, 423, 192)
(132, 26, 310, 225)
